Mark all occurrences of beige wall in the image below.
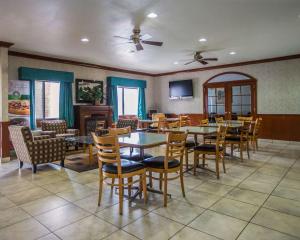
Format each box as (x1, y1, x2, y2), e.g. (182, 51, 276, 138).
(8, 55, 155, 110)
(154, 59, 300, 114)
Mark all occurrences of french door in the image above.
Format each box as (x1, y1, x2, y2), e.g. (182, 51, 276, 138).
(204, 80, 256, 121)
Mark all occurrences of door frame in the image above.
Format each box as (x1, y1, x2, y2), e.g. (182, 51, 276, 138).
(203, 72, 257, 119)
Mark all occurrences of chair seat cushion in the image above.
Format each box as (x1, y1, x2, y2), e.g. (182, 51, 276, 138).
(194, 144, 223, 152)
(121, 153, 153, 162)
(103, 160, 144, 174)
(225, 136, 247, 142)
(56, 133, 76, 138)
(142, 156, 180, 169)
(185, 140, 197, 148)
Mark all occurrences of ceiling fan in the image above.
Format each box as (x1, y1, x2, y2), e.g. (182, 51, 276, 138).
(184, 51, 218, 65)
(114, 28, 163, 51)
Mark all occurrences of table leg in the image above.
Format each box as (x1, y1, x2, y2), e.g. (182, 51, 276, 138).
(88, 144, 93, 165)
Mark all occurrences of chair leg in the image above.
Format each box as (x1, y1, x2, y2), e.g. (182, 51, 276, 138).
(222, 153, 226, 173)
(60, 159, 64, 168)
(128, 177, 132, 199)
(149, 171, 153, 188)
(180, 167, 185, 198)
(19, 161, 23, 169)
(202, 154, 206, 167)
(98, 173, 103, 206)
(255, 139, 258, 151)
(139, 176, 143, 199)
(185, 149, 189, 171)
(111, 178, 115, 192)
(215, 155, 220, 179)
(230, 144, 233, 156)
(193, 152, 198, 175)
(32, 164, 37, 174)
(240, 143, 243, 161)
(159, 173, 163, 191)
(246, 141, 250, 159)
(163, 172, 168, 207)
(142, 172, 147, 204)
(118, 177, 123, 215)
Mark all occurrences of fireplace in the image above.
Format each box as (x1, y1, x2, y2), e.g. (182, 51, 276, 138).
(74, 105, 113, 135)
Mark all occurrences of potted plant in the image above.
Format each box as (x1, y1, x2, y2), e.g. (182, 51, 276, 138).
(92, 85, 103, 105)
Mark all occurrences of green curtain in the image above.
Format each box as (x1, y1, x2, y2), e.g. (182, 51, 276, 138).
(19, 67, 74, 129)
(59, 82, 74, 128)
(29, 80, 36, 129)
(138, 88, 146, 119)
(107, 76, 147, 121)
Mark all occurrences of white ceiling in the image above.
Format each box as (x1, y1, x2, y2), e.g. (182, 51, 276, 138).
(1, 0, 300, 74)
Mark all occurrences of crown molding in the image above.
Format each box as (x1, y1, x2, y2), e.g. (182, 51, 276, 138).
(0, 41, 14, 48)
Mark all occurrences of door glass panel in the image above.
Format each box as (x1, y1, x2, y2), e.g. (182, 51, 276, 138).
(217, 105, 225, 114)
(242, 95, 251, 105)
(242, 105, 251, 115)
(232, 86, 240, 95)
(232, 105, 241, 115)
(208, 105, 216, 113)
(241, 85, 251, 95)
(208, 96, 216, 105)
(232, 96, 241, 105)
(208, 88, 216, 97)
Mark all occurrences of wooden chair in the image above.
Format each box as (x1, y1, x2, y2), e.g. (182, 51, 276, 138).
(237, 116, 253, 124)
(92, 133, 147, 215)
(166, 121, 180, 129)
(108, 126, 131, 135)
(142, 132, 187, 207)
(95, 120, 106, 131)
(249, 117, 262, 151)
(215, 116, 224, 123)
(200, 119, 209, 126)
(225, 123, 251, 161)
(179, 115, 191, 127)
(151, 113, 166, 128)
(193, 125, 227, 179)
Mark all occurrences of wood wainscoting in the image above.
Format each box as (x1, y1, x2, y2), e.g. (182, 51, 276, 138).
(165, 113, 300, 141)
(0, 121, 10, 159)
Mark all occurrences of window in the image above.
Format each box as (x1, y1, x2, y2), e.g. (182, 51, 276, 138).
(35, 81, 60, 119)
(117, 87, 139, 116)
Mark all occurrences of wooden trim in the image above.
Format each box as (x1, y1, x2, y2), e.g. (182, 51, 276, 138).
(154, 54, 300, 77)
(8, 51, 156, 77)
(203, 71, 257, 85)
(0, 121, 10, 158)
(0, 41, 14, 48)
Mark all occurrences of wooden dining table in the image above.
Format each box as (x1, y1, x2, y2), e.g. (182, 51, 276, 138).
(138, 118, 179, 128)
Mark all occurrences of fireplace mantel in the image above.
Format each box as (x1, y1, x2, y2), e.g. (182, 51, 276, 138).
(73, 105, 113, 135)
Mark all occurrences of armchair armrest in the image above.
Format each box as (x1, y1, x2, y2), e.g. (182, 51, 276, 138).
(66, 129, 79, 136)
(27, 138, 66, 164)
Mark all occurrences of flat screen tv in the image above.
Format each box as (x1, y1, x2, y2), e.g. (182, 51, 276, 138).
(169, 79, 193, 99)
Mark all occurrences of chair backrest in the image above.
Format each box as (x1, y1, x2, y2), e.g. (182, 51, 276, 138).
(253, 117, 262, 137)
(92, 133, 121, 173)
(167, 121, 179, 129)
(108, 126, 131, 135)
(152, 113, 166, 127)
(8, 125, 32, 164)
(179, 115, 191, 127)
(237, 116, 253, 123)
(215, 116, 224, 123)
(200, 119, 209, 126)
(164, 132, 187, 169)
(216, 125, 227, 151)
(116, 119, 137, 131)
(41, 120, 67, 134)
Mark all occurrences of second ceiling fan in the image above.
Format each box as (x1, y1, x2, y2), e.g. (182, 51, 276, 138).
(184, 51, 218, 65)
(114, 28, 163, 51)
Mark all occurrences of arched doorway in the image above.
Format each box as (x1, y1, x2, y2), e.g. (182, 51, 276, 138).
(203, 72, 257, 121)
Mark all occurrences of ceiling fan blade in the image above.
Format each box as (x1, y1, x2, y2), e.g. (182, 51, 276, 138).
(141, 34, 152, 41)
(184, 60, 196, 65)
(136, 43, 144, 51)
(199, 60, 209, 65)
(113, 36, 130, 40)
(141, 40, 163, 46)
(202, 58, 218, 61)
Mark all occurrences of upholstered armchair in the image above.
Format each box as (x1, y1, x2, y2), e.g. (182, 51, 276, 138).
(112, 119, 138, 131)
(41, 120, 79, 138)
(9, 126, 66, 173)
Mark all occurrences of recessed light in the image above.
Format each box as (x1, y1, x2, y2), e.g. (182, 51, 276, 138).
(173, 61, 179, 65)
(229, 51, 236, 55)
(147, 12, 158, 18)
(80, 37, 89, 43)
(199, 38, 207, 42)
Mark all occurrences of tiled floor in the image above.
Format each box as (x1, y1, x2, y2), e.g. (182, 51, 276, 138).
(0, 139, 300, 240)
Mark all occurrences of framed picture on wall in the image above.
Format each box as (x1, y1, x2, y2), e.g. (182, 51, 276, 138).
(75, 79, 104, 104)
